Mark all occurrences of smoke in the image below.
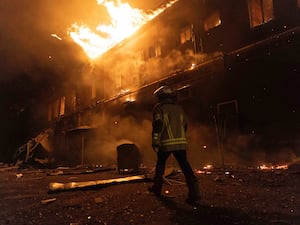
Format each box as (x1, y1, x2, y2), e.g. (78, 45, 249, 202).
(82, 110, 223, 168)
(88, 46, 221, 101)
(83, 112, 155, 166)
(0, 0, 175, 161)
(78, 44, 300, 168)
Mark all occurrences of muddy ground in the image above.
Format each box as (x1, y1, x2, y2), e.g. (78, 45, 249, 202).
(0, 164, 299, 225)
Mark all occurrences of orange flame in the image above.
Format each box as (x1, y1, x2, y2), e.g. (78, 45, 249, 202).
(69, 0, 178, 59)
(258, 164, 288, 170)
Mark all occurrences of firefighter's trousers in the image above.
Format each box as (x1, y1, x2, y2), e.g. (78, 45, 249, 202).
(152, 149, 200, 200)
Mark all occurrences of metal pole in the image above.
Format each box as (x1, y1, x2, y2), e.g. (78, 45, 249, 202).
(213, 115, 224, 168)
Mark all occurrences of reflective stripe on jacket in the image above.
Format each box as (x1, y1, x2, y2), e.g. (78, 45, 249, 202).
(152, 99, 188, 151)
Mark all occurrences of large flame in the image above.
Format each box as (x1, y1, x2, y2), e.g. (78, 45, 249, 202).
(69, 0, 178, 59)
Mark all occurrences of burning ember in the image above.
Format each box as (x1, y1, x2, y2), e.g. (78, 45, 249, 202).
(195, 164, 214, 174)
(257, 164, 288, 170)
(203, 164, 213, 170)
(68, 0, 178, 59)
(51, 34, 62, 41)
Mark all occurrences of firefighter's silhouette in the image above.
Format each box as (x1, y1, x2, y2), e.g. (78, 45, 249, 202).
(149, 85, 201, 206)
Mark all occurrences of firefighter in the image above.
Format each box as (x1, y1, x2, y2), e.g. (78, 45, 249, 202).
(149, 85, 201, 206)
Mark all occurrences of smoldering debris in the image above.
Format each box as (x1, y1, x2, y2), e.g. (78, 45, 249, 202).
(13, 128, 54, 168)
(41, 198, 57, 205)
(47, 166, 188, 194)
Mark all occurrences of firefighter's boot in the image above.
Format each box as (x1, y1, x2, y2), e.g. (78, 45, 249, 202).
(186, 178, 201, 205)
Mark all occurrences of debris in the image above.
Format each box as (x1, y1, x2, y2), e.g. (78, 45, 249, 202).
(16, 173, 23, 179)
(94, 197, 104, 204)
(163, 177, 185, 185)
(287, 159, 300, 173)
(150, 167, 185, 185)
(47, 170, 64, 176)
(214, 175, 224, 182)
(14, 128, 54, 165)
(0, 165, 18, 172)
(48, 175, 148, 193)
(41, 198, 56, 204)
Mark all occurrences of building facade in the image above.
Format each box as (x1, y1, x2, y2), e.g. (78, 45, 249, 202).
(47, 0, 300, 166)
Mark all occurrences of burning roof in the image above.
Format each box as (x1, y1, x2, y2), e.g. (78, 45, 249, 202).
(68, 0, 178, 59)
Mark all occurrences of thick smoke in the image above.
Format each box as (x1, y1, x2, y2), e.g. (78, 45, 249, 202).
(82, 112, 155, 166)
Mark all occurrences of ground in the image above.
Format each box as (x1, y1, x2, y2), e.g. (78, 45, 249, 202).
(0, 164, 299, 225)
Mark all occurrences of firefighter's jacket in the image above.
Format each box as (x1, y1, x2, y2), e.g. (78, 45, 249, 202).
(152, 98, 188, 152)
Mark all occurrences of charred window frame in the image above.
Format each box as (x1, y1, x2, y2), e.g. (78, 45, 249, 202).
(148, 44, 162, 58)
(180, 25, 192, 44)
(217, 100, 240, 132)
(248, 0, 274, 28)
(203, 10, 221, 32)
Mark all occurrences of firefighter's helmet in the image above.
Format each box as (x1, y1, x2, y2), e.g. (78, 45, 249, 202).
(153, 85, 174, 98)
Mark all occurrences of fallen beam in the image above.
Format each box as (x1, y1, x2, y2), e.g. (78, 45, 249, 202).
(48, 175, 147, 193)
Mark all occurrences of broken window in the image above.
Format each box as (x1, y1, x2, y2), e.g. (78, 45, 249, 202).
(204, 10, 221, 31)
(248, 0, 274, 28)
(180, 25, 192, 44)
(149, 44, 162, 58)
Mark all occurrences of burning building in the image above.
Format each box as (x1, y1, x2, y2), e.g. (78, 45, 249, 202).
(44, 0, 299, 167)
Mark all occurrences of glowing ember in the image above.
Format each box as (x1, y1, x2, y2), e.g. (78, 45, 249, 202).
(203, 164, 213, 170)
(196, 164, 214, 174)
(195, 170, 205, 174)
(257, 164, 288, 170)
(188, 63, 196, 70)
(51, 34, 62, 40)
(69, 0, 178, 59)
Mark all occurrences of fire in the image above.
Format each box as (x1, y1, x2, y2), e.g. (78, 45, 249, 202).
(69, 0, 178, 59)
(257, 164, 288, 170)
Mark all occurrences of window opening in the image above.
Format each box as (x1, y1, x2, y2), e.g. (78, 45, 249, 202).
(204, 10, 221, 31)
(180, 26, 192, 44)
(149, 44, 162, 58)
(248, 0, 274, 28)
